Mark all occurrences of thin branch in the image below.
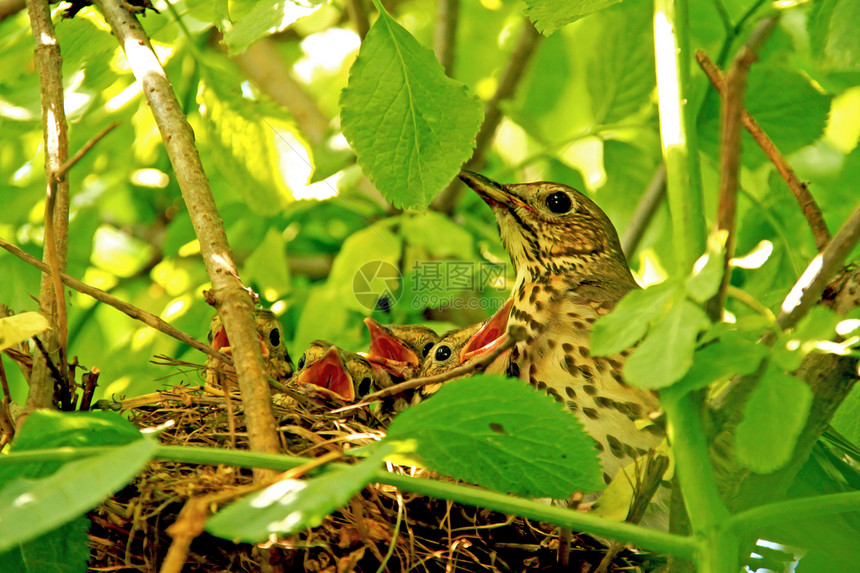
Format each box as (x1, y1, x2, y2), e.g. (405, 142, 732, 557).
(333, 326, 526, 414)
(53, 121, 121, 180)
(774, 200, 860, 333)
(231, 39, 330, 147)
(696, 50, 831, 251)
(0, 0, 23, 22)
(0, 238, 232, 365)
(347, 0, 370, 40)
(26, 0, 72, 415)
(431, 20, 542, 213)
(621, 164, 667, 258)
(706, 16, 778, 321)
(92, 0, 281, 474)
(434, 0, 459, 75)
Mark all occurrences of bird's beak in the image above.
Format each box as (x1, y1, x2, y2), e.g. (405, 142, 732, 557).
(210, 325, 269, 359)
(363, 317, 420, 375)
(459, 297, 514, 363)
(297, 346, 355, 402)
(459, 170, 530, 211)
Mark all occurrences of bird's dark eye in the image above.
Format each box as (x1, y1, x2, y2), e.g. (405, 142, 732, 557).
(358, 377, 372, 396)
(546, 191, 572, 214)
(297, 355, 306, 370)
(422, 342, 435, 358)
(435, 345, 452, 362)
(268, 328, 281, 347)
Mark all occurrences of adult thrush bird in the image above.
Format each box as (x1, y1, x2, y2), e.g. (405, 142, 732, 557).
(459, 171, 664, 486)
(292, 340, 378, 402)
(206, 308, 294, 386)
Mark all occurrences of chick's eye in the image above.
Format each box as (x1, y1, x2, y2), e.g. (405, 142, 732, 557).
(422, 342, 435, 358)
(435, 345, 452, 362)
(358, 377, 372, 395)
(297, 355, 306, 370)
(268, 328, 281, 347)
(546, 191, 572, 214)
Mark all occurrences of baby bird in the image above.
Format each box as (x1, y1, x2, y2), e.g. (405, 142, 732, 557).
(362, 318, 438, 380)
(292, 340, 378, 402)
(206, 308, 294, 387)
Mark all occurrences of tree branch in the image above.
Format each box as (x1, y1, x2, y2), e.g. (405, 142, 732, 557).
(434, 0, 459, 75)
(0, 238, 232, 365)
(695, 50, 831, 252)
(53, 121, 120, 180)
(621, 164, 667, 258)
(93, 0, 281, 474)
(25, 0, 72, 416)
(705, 16, 778, 321)
(431, 20, 542, 213)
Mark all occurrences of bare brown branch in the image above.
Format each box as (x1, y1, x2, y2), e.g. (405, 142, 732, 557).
(26, 0, 72, 415)
(431, 20, 542, 213)
(434, 0, 459, 75)
(347, 0, 370, 40)
(621, 164, 667, 258)
(696, 49, 831, 252)
(54, 121, 121, 180)
(0, 237, 232, 365)
(93, 0, 281, 473)
(706, 16, 778, 321)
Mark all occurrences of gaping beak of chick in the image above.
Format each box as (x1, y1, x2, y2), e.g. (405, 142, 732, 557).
(210, 325, 270, 359)
(362, 317, 420, 378)
(459, 170, 530, 211)
(459, 298, 514, 363)
(297, 346, 355, 402)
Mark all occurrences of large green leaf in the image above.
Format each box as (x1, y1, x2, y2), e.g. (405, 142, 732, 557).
(675, 332, 767, 393)
(591, 280, 679, 356)
(831, 383, 860, 447)
(206, 443, 395, 542)
(243, 227, 291, 298)
(1, 518, 90, 573)
(340, 2, 483, 209)
(809, 0, 860, 71)
(523, 0, 622, 36)
(0, 439, 157, 553)
(585, 0, 654, 126)
(735, 367, 813, 474)
(624, 299, 711, 389)
(386, 374, 604, 497)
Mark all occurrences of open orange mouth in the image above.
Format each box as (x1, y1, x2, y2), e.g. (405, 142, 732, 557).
(297, 346, 355, 402)
(459, 298, 514, 363)
(363, 317, 419, 378)
(211, 325, 270, 359)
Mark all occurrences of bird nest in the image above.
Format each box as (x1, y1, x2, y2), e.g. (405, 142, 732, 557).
(87, 371, 664, 572)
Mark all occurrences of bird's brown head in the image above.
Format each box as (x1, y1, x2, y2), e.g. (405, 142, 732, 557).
(363, 318, 438, 379)
(459, 170, 636, 288)
(295, 341, 376, 402)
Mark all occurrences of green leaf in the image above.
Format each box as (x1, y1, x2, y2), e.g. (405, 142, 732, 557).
(0, 313, 50, 353)
(0, 411, 143, 486)
(243, 227, 291, 297)
(772, 306, 845, 371)
(198, 77, 297, 215)
(523, 0, 622, 36)
(207, 442, 395, 542)
(698, 65, 831, 168)
(675, 333, 767, 393)
(340, 2, 483, 209)
(830, 379, 860, 446)
(735, 368, 813, 474)
(585, 0, 654, 126)
(1, 518, 91, 573)
(624, 300, 711, 389)
(385, 374, 604, 497)
(685, 231, 727, 303)
(809, 0, 860, 71)
(222, 0, 324, 55)
(0, 439, 156, 553)
(591, 280, 679, 356)
(400, 212, 476, 259)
